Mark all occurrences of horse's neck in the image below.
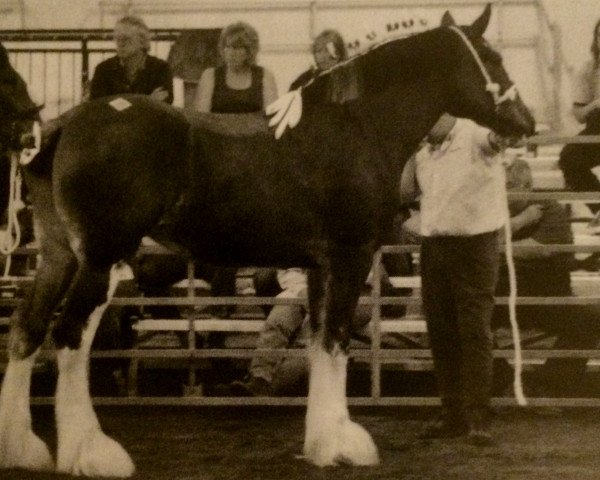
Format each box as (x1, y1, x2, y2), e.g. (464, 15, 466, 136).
(352, 74, 447, 170)
(349, 29, 454, 161)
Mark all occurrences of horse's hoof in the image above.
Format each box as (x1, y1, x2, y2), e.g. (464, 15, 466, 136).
(304, 418, 379, 467)
(338, 419, 379, 466)
(60, 430, 135, 478)
(0, 428, 54, 471)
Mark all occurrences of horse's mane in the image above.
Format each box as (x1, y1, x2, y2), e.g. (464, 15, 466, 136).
(302, 25, 456, 102)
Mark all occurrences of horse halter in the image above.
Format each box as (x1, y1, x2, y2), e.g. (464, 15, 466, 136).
(449, 25, 518, 107)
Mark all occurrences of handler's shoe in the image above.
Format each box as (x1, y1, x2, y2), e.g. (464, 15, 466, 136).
(467, 428, 494, 446)
(418, 413, 469, 439)
(466, 409, 495, 447)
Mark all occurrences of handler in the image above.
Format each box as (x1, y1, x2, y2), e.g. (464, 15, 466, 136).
(401, 113, 515, 446)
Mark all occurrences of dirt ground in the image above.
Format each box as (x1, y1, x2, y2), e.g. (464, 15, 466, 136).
(2, 406, 600, 480)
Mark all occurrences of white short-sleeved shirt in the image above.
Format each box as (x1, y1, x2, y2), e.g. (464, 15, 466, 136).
(415, 118, 506, 237)
(572, 59, 600, 105)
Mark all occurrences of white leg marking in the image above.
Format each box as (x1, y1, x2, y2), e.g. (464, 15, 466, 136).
(56, 264, 135, 477)
(0, 350, 53, 471)
(304, 340, 379, 467)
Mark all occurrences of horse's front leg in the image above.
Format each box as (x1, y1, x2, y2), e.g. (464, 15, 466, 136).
(303, 254, 379, 467)
(54, 262, 134, 478)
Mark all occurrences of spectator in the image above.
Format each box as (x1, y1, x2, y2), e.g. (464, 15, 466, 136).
(291, 29, 346, 88)
(85, 15, 175, 394)
(220, 30, 406, 396)
(402, 113, 511, 446)
(89, 15, 173, 103)
(223, 30, 349, 396)
(194, 21, 278, 318)
(194, 21, 278, 113)
(226, 264, 407, 397)
(493, 159, 600, 398)
(88, 14, 181, 321)
(559, 18, 600, 247)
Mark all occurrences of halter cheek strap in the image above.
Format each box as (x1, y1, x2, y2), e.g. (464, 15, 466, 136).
(449, 25, 517, 106)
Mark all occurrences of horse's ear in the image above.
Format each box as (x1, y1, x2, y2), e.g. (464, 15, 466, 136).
(440, 11, 456, 27)
(468, 3, 492, 38)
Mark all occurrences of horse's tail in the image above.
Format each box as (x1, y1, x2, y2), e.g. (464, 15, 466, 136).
(26, 117, 62, 177)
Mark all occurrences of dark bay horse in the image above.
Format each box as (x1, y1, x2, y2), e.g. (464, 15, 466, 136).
(0, 6, 534, 476)
(0, 44, 41, 216)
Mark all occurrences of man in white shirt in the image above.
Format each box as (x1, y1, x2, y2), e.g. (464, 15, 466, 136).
(403, 113, 508, 446)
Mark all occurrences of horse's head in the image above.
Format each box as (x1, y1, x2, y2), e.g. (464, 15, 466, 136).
(442, 5, 535, 138)
(0, 43, 42, 155)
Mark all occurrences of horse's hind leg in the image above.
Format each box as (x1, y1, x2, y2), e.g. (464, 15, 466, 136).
(53, 261, 134, 477)
(0, 238, 76, 471)
(303, 249, 379, 467)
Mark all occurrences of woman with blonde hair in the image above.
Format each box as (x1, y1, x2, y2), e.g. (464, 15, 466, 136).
(194, 22, 278, 317)
(194, 21, 278, 113)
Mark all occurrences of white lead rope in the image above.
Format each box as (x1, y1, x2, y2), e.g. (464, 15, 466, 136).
(0, 153, 22, 277)
(503, 186, 527, 406)
(0, 121, 41, 277)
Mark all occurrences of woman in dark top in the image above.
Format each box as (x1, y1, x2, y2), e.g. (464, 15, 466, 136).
(89, 15, 173, 103)
(194, 22, 278, 318)
(194, 21, 277, 113)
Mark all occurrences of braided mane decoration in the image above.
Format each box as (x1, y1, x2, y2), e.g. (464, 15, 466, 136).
(267, 16, 430, 139)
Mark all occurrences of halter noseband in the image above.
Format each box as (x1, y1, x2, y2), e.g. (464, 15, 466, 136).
(449, 25, 518, 107)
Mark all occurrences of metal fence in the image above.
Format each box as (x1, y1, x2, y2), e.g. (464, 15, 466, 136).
(2, 30, 180, 119)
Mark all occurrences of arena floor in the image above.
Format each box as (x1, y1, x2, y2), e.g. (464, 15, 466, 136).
(3, 406, 600, 479)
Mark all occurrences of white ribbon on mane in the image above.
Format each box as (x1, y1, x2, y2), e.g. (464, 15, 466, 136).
(266, 89, 303, 140)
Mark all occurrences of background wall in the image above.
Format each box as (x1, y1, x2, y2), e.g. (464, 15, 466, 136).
(1, 0, 598, 130)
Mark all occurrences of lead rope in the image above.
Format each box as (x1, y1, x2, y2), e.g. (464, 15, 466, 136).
(0, 121, 41, 278)
(502, 175, 527, 406)
(0, 152, 22, 277)
(449, 24, 526, 405)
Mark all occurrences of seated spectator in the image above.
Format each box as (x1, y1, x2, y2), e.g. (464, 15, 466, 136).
(87, 13, 179, 334)
(558, 18, 600, 269)
(89, 15, 173, 102)
(194, 21, 278, 317)
(493, 158, 600, 398)
(225, 264, 408, 397)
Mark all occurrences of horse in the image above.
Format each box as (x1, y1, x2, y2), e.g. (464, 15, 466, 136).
(0, 44, 41, 216)
(0, 5, 534, 476)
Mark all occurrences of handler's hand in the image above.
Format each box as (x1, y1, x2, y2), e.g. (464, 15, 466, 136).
(150, 87, 169, 102)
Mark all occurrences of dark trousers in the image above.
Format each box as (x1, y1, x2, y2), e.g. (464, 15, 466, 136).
(558, 117, 600, 213)
(421, 230, 500, 414)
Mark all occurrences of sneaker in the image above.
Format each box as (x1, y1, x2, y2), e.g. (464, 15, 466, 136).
(229, 376, 272, 397)
(466, 428, 495, 446)
(466, 408, 495, 447)
(418, 413, 469, 439)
